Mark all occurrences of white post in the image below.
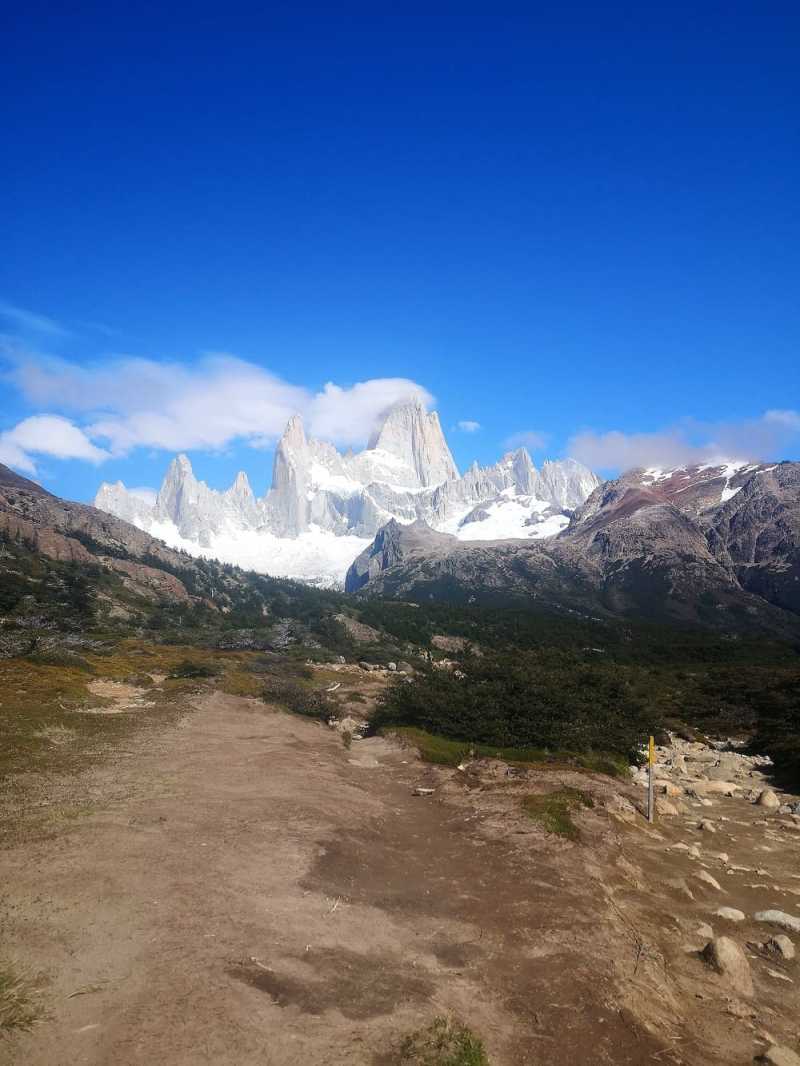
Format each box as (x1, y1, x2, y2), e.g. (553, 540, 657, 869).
(647, 734, 655, 823)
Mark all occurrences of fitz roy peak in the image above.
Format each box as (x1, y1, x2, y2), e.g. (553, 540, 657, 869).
(94, 399, 600, 586)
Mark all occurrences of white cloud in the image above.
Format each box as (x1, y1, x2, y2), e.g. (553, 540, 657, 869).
(504, 429, 549, 452)
(308, 379, 433, 446)
(4, 351, 433, 459)
(568, 409, 800, 472)
(0, 415, 110, 474)
(457, 420, 481, 433)
(0, 437, 37, 474)
(765, 408, 800, 431)
(0, 301, 69, 337)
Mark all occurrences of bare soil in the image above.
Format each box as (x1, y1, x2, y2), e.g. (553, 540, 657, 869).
(1, 689, 798, 1065)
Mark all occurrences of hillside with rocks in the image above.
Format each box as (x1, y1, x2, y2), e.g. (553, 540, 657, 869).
(346, 461, 800, 634)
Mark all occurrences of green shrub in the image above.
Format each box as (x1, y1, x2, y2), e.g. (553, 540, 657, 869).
(263, 679, 329, 720)
(371, 651, 654, 763)
(25, 649, 95, 673)
(167, 659, 219, 679)
(399, 1016, 489, 1065)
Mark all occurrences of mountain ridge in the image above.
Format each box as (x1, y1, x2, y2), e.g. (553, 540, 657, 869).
(345, 460, 800, 635)
(94, 398, 599, 585)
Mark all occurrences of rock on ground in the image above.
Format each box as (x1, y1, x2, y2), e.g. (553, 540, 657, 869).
(764, 935, 795, 960)
(701, 936, 754, 997)
(716, 907, 745, 922)
(755, 911, 800, 934)
(756, 1047, 800, 1066)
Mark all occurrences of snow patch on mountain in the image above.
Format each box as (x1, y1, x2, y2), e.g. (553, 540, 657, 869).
(94, 398, 600, 584)
(148, 518, 370, 588)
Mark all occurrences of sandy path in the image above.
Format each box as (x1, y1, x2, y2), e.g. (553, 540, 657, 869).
(2, 692, 663, 1066)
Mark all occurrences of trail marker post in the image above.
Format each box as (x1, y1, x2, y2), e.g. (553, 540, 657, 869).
(647, 734, 655, 823)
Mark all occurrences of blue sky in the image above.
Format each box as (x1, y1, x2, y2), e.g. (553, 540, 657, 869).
(2, 4, 799, 503)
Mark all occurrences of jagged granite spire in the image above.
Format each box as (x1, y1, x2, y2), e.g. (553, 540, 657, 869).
(368, 398, 459, 487)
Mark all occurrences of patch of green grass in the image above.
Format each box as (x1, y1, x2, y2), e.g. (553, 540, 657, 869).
(386, 726, 627, 776)
(0, 961, 45, 1036)
(218, 669, 266, 697)
(522, 787, 594, 841)
(399, 1016, 489, 1065)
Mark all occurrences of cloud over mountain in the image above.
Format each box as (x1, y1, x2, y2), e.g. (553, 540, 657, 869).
(2, 350, 432, 472)
(568, 410, 800, 471)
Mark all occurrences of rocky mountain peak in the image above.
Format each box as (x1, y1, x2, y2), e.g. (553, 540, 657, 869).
(368, 399, 459, 488)
(93, 401, 604, 584)
(280, 414, 308, 453)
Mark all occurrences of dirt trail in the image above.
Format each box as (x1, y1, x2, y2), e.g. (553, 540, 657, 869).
(3, 691, 663, 1065)
(3, 693, 799, 1065)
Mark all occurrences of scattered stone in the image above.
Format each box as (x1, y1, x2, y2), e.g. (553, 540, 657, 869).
(756, 1047, 800, 1066)
(656, 781, 683, 797)
(716, 907, 746, 922)
(699, 819, 717, 833)
(656, 798, 679, 816)
(670, 842, 691, 852)
(413, 787, 436, 797)
(386, 661, 397, 671)
(764, 935, 795, 960)
(766, 969, 793, 982)
(701, 936, 753, 997)
(667, 878, 695, 902)
(757, 790, 781, 810)
(702, 781, 740, 795)
(696, 922, 714, 938)
(714, 852, 729, 865)
(699, 797, 714, 807)
(688, 843, 702, 859)
(694, 870, 722, 891)
(754, 911, 800, 934)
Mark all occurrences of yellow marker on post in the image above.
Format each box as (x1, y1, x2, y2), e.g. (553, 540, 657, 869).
(647, 734, 655, 822)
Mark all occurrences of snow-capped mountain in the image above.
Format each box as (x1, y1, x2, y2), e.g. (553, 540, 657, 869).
(94, 399, 600, 586)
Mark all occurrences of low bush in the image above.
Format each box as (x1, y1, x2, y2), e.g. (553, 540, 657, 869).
(26, 649, 94, 673)
(263, 679, 329, 720)
(371, 652, 654, 764)
(399, 1015, 489, 1065)
(167, 659, 220, 679)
